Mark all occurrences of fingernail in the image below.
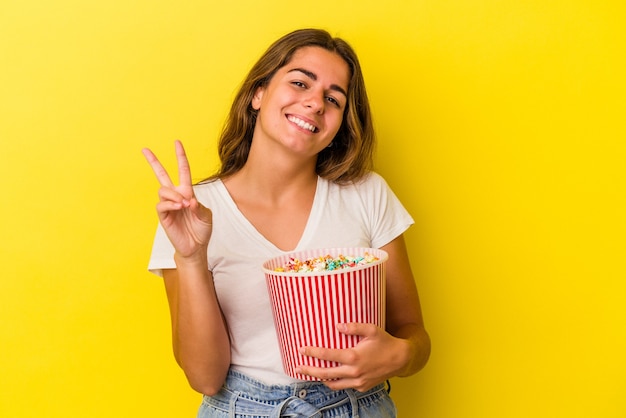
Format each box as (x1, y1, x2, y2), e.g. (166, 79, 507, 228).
(337, 323, 347, 332)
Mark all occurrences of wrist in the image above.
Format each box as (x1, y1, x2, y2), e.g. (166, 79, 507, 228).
(174, 250, 208, 268)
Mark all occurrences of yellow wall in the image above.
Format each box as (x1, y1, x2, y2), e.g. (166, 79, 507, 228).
(1, 1, 624, 416)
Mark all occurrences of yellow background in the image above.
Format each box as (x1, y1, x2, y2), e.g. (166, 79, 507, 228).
(1, 0, 624, 416)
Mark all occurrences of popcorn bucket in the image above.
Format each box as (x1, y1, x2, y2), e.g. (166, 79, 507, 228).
(263, 247, 388, 380)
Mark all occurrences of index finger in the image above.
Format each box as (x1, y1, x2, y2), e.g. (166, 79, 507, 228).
(142, 147, 174, 188)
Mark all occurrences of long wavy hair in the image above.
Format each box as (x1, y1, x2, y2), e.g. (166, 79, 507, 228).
(202, 28, 375, 184)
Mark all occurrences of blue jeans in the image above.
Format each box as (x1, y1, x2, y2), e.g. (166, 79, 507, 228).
(197, 369, 397, 418)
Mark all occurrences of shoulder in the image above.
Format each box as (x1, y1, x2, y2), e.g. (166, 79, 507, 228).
(325, 171, 393, 202)
(194, 177, 221, 188)
(193, 178, 222, 193)
(351, 171, 391, 192)
(192, 179, 227, 204)
(327, 171, 388, 188)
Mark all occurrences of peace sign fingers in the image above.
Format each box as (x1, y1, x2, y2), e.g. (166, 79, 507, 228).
(142, 140, 213, 258)
(142, 140, 194, 190)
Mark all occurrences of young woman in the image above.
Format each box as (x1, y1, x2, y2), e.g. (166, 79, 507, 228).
(143, 28, 430, 417)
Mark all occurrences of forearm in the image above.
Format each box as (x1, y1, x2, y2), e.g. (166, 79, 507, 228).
(391, 323, 431, 377)
(165, 252, 231, 395)
(380, 236, 431, 378)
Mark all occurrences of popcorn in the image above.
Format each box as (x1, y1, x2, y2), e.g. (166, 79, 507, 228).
(274, 253, 380, 272)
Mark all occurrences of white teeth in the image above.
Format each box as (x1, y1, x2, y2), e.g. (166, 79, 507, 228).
(288, 116, 316, 132)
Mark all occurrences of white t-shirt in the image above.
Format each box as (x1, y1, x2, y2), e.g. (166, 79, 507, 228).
(148, 171, 414, 384)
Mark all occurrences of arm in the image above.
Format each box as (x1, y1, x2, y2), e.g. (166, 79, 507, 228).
(143, 141, 231, 395)
(297, 234, 431, 391)
(162, 261, 231, 396)
(381, 234, 431, 376)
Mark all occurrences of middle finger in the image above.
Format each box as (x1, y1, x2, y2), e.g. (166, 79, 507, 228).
(174, 140, 193, 187)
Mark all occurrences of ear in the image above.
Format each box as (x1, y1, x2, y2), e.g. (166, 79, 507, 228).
(251, 87, 265, 110)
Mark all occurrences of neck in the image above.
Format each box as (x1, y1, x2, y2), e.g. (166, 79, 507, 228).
(239, 160, 316, 199)
(223, 150, 319, 207)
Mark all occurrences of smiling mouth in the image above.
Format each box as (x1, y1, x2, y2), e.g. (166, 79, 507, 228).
(287, 115, 319, 133)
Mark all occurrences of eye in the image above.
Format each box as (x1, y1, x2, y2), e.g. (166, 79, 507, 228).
(326, 95, 341, 108)
(291, 81, 307, 88)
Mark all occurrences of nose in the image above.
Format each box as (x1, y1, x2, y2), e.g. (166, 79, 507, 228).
(303, 91, 324, 114)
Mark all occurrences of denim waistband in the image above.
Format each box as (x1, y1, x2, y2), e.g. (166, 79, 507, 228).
(201, 369, 388, 418)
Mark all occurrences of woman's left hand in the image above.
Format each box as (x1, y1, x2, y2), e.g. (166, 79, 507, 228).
(296, 322, 413, 392)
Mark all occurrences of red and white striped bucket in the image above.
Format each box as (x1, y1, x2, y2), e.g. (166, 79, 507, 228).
(263, 247, 388, 381)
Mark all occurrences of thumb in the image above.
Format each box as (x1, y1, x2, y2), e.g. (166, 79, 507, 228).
(189, 198, 213, 225)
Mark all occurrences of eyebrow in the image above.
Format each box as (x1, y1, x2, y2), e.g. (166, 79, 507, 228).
(288, 68, 348, 98)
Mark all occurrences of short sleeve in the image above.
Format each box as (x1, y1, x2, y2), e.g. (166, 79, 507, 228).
(147, 223, 176, 277)
(356, 172, 414, 248)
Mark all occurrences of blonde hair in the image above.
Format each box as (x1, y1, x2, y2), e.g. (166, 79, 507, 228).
(203, 28, 375, 184)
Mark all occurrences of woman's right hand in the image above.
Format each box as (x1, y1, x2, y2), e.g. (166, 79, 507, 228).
(142, 140, 213, 260)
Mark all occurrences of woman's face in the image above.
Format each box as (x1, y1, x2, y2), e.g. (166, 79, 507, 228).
(251, 46, 350, 159)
